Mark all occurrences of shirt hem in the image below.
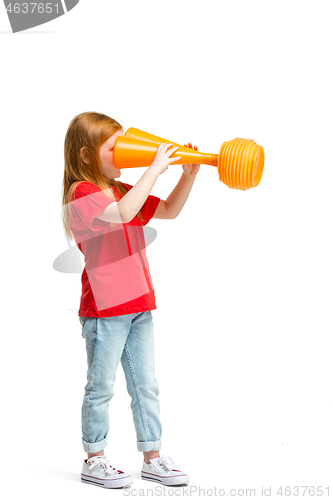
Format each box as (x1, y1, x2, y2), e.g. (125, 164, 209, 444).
(78, 304, 157, 318)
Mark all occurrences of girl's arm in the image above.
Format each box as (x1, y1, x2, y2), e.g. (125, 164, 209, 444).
(96, 144, 181, 224)
(153, 143, 200, 219)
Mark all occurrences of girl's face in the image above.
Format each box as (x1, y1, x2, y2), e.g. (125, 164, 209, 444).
(99, 129, 123, 181)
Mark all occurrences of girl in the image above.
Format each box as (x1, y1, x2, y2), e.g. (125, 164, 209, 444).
(61, 112, 200, 489)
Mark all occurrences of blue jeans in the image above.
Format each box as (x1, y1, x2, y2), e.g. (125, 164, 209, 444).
(79, 311, 162, 453)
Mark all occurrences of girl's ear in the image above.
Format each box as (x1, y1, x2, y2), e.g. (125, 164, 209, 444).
(80, 146, 91, 165)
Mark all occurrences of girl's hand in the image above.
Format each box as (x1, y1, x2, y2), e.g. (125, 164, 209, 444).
(149, 143, 181, 176)
(182, 142, 201, 176)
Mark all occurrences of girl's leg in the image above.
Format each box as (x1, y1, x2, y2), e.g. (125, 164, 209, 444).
(80, 315, 132, 455)
(87, 450, 105, 459)
(120, 311, 162, 456)
(143, 449, 160, 463)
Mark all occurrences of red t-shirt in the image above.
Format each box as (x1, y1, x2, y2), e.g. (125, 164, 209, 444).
(68, 181, 160, 318)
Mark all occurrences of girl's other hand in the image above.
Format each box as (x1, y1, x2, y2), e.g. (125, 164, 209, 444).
(182, 143, 201, 176)
(149, 143, 181, 176)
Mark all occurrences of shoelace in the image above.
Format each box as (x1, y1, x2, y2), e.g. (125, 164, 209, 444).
(87, 456, 117, 478)
(149, 456, 176, 475)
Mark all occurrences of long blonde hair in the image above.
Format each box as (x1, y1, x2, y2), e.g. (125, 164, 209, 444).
(61, 111, 143, 240)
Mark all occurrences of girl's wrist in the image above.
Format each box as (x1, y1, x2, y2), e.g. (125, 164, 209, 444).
(145, 165, 162, 181)
(182, 171, 197, 180)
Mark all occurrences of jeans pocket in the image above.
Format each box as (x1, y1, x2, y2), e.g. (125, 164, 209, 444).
(79, 317, 88, 337)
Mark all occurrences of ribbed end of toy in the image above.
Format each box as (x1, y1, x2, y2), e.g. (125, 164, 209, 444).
(217, 138, 265, 190)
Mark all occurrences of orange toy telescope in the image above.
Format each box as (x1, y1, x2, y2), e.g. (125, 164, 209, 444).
(113, 128, 265, 190)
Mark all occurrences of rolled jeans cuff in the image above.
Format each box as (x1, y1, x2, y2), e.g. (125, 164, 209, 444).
(82, 437, 108, 453)
(137, 440, 162, 452)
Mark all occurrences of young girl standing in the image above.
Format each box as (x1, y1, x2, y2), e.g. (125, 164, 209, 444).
(62, 112, 200, 489)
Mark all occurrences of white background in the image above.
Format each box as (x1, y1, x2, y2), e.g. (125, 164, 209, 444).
(1, 0, 332, 498)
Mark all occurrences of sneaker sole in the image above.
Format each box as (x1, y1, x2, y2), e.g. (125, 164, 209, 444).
(141, 471, 190, 486)
(81, 473, 133, 489)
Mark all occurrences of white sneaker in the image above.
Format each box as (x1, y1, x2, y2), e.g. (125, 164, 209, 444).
(81, 455, 133, 489)
(141, 456, 190, 486)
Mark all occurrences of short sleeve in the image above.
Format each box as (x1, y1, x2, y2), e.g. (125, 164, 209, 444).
(70, 182, 117, 232)
(140, 194, 160, 226)
(121, 183, 160, 226)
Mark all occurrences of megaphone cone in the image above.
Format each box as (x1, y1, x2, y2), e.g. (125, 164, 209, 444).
(113, 128, 264, 190)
